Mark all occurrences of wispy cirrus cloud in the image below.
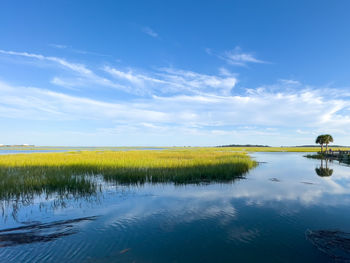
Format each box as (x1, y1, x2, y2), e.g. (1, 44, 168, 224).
(0, 49, 236, 96)
(0, 49, 128, 91)
(207, 46, 267, 66)
(49, 44, 108, 57)
(158, 67, 237, 95)
(104, 66, 237, 95)
(104, 66, 165, 86)
(0, 49, 93, 75)
(141, 26, 158, 38)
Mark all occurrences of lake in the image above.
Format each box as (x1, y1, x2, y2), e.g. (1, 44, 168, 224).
(0, 152, 349, 262)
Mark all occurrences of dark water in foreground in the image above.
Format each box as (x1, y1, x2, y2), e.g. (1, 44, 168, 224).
(1, 152, 350, 262)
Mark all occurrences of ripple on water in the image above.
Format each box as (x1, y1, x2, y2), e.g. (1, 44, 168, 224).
(0, 216, 98, 262)
(227, 226, 260, 244)
(307, 229, 350, 262)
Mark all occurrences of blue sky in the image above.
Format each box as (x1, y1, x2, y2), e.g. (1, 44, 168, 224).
(1, 0, 350, 146)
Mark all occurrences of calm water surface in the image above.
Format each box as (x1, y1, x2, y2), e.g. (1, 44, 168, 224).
(0, 152, 350, 262)
(0, 147, 165, 155)
(0, 150, 70, 155)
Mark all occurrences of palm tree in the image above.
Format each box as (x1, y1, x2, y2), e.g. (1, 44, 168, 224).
(315, 135, 325, 153)
(323, 134, 334, 152)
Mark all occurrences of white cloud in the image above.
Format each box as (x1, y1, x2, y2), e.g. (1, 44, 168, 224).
(0, 49, 236, 96)
(157, 68, 237, 95)
(104, 66, 165, 85)
(141, 26, 158, 38)
(104, 66, 237, 96)
(0, 49, 91, 75)
(218, 47, 266, 66)
(0, 81, 168, 122)
(151, 87, 350, 135)
(49, 44, 108, 57)
(0, 49, 130, 92)
(1, 80, 350, 141)
(1, 49, 350, 146)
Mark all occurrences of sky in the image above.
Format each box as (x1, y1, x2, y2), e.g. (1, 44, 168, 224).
(1, 0, 350, 146)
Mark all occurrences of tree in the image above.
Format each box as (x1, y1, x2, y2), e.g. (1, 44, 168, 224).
(316, 135, 325, 153)
(315, 134, 334, 153)
(323, 134, 334, 152)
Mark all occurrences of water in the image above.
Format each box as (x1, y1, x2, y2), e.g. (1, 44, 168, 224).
(0, 149, 70, 155)
(0, 147, 165, 155)
(0, 152, 350, 262)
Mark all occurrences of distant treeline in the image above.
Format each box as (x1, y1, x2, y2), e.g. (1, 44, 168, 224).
(217, 144, 350, 148)
(289, 145, 350, 148)
(217, 144, 270, 147)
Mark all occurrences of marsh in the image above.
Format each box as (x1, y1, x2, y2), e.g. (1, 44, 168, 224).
(0, 151, 349, 262)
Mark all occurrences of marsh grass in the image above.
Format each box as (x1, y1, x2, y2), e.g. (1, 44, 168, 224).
(304, 154, 325, 160)
(0, 149, 257, 203)
(2, 146, 346, 201)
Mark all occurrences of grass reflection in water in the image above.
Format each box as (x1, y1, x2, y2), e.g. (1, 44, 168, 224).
(0, 149, 257, 210)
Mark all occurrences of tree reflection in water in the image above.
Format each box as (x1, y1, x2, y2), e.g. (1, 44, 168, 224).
(315, 159, 333, 177)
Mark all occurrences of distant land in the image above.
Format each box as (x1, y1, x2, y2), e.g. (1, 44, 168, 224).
(217, 144, 270, 147)
(0, 144, 35, 147)
(287, 145, 350, 148)
(217, 144, 350, 148)
(0, 144, 349, 148)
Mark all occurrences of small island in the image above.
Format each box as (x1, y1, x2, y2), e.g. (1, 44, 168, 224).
(305, 134, 350, 164)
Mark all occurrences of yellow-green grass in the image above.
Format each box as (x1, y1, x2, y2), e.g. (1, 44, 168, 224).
(214, 147, 350, 152)
(0, 149, 257, 201)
